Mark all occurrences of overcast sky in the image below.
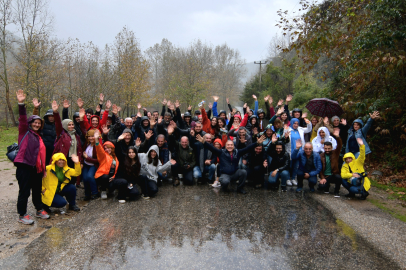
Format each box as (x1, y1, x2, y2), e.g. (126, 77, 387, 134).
(49, 0, 299, 63)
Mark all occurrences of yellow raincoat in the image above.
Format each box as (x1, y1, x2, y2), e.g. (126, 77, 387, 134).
(341, 145, 370, 191)
(41, 153, 81, 206)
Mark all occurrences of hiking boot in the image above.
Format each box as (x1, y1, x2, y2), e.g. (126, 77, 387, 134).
(101, 191, 108, 200)
(18, 214, 34, 225)
(286, 180, 293, 186)
(35, 210, 50, 219)
(359, 191, 369, 200)
(69, 205, 80, 211)
(173, 179, 180, 187)
(91, 194, 100, 200)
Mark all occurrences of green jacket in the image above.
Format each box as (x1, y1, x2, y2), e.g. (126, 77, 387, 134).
(170, 135, 196, 169)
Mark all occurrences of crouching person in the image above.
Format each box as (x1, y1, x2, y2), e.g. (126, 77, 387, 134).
(264, 135, 290, 191)
(292, 140, 322, 192)
(42, 153, 81, 212)
(341, 138, 370, 200)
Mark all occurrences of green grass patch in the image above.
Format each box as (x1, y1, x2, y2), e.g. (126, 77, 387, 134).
(0, 126, 18, 157)
(370, 179, 406, 202)
(368, 198, 406, 223)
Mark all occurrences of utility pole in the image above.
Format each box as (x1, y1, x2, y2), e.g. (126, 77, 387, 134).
(254, 61, 267, 92)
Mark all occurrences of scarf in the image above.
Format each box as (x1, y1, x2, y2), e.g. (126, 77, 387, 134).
(55, 166, 65, 193)
(62, 119, 77, 157)
(36, 135, 46, 173)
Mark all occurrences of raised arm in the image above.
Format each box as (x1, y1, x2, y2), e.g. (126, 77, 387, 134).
(212, 96, 219, 117)
(52, 101, 63, 137)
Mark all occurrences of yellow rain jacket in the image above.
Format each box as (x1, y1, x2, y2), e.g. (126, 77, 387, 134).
(41, 153, 81, 206)
(341, 145, 370, 191)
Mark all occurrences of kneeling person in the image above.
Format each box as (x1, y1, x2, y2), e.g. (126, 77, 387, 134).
(41, 153, 81, 212)
(265, 135, 290, 191)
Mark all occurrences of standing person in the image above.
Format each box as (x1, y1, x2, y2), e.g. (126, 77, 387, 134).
(32, 98, 56, 164)
(137, 144, 175, 198)
(14, 90, 50, 225)
(41, 153, 81, 212)
(341, 138, 371, 200)
(196, 134, 266, 194)
(82, 129, 99, 201)
(318, 130, 343, 197)
(264, 135, 291, 191)
(53, 101, 83, 185)
(346, 111, 379, 158)
(291, 140, 322, 192)
(285, 117, 312, 186)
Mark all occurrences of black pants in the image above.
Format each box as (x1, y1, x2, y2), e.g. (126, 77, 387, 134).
(139, 175, 158, 197)
(16, 164, 43, 216)
(67, 157, 77, 185)
(318, 174, 342, 193)
(45, 146, 54, 165)
(246, 165, 265, 185)
(171, 164, 194, 185)
(111, 178, 140, 200)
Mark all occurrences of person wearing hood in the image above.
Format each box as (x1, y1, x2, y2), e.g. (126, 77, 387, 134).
(290, 108, 308, 128)
(285, 117, 312, 186)
(246, 143, 267, 189)
(61, 99, 85, 146)
(226, 114, 242, 138)
(14, 90, 50, 225)
(212, 96, 230, 125)
(341, 138, 370, 200)
(81, 100, 110, 132)
(41, 153, 81, 212)
(318, 129, 343, 197)
(345, 111, 379, 158)
(32, 99, 56, 164)
(291, 140, 322, 192)
(256, 95, 276, 132)
(245, 115, 260, 135)
(264, 136, 291, 191)
(153, 134, 172, 185)
(196, 134, 266, 194)
(138, 144, 175, 198)
(311, 127, 337, 154)
(168, 124, 196, 186)
(82, 129, 100, 201)
(52, 101, 83, 187)
(134, 115, 156, 142)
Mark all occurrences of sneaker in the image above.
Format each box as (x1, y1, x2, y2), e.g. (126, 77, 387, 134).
(291, 180, 298, 186)
(324, 191, 330, 194)
(282, 186, 287, 192)
(118, 200, 126, 204)
(211, 182, 221, 188)
(101, 191, 107, 200)
(334, 192, 340, 198)
(91, 194, 100, 200)
(296, 188, 303, 192)
(142, 195, 150, 200)
(310, 188, 315, 192)
(35, 210, 50, 219)
(287, 180, 293, 186)
(69, 205, 81, 211)
(359, 191, 369, 200)
(18, 214, 34, 225)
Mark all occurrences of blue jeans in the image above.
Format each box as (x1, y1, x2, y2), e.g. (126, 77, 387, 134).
(193, 164, 216, 181)
(342, 179, 363, 194)
(51, 184, 76, 208)
(290, 159, 299, 180)
(267, 170, 290, 188)
(82, 164, 98, 197)
(297, 170, 317, 189)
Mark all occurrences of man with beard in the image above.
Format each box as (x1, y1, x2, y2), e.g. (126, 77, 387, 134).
(318, 130, 343, 197)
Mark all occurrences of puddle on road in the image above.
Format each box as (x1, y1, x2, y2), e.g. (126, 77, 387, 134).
(0, 186, 400, 269)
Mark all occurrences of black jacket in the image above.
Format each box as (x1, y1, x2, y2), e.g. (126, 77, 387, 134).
(266, 143, 290, 172)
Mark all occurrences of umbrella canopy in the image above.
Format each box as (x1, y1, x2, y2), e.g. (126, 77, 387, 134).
(305, 98, 344, 118)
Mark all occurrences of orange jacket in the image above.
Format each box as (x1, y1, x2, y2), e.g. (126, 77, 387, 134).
(94, 138, 119, 179)
(201, 108, 217, 135)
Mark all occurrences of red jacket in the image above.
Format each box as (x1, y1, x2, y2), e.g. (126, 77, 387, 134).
(53, 112, 83, 163)
(201, 108, 216, 135)
(82, 110, 109, 132)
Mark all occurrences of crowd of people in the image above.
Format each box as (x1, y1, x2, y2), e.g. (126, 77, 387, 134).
(13, 90, 379, 225)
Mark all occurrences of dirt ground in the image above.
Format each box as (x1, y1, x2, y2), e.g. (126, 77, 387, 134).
(0, 159, 89, 259)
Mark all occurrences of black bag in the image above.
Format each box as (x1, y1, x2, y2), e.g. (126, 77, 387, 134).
(6, 131, 29, 162)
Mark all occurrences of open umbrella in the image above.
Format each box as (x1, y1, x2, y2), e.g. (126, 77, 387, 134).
(305, 98, 344, 118)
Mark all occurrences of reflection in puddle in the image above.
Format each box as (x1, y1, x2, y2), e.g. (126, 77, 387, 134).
(0, 186, 400, 270)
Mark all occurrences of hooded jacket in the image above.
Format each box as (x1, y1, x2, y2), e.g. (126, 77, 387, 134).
(115, 128, 135, 176)
(14, 104, 45, 169)
(41, 153, 81, 206)
(138, 145, 172, 182)
(311, 127, 337, 153)
(134, 116, 154, 142)
(290, 108, 306, 128)
(34, 108, 56, 149)
(82, 110, 109, 132)
(345, 118, 373, 155)
(95, 139, 119, 179)
(341, 144, 370, 191)
(284, 118, 312, 155)
(53, 112, 83, 163)
(266, 143, 290, 172)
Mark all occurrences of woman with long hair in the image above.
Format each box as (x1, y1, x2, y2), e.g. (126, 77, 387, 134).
(119, 146, 141, 200)
(82, 129, 99, 201)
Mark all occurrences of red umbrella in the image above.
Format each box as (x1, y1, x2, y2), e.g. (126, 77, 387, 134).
(305, 98, 344, 118)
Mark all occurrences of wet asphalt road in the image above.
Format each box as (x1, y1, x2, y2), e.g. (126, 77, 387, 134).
(0, 184, 400, 270)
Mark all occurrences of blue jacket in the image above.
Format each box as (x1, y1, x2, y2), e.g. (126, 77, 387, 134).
(203, 141, 258, 175)
(345, 118, 373, 155)
(291, 148, 322, 177)
(212, 101, 229, 125)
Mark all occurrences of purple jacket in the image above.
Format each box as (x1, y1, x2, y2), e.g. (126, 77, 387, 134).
(14, 104, 44, 167)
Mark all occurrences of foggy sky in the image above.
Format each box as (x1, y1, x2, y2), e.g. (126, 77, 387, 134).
(49, 0, 299, 62)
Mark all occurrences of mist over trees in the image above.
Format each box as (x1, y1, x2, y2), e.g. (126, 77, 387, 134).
(0, 0, 246, 125)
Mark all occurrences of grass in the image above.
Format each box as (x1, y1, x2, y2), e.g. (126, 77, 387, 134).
(370, 179, 406, 202)
(0, 126, 18, 158)
(368, 198, 406, 223)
